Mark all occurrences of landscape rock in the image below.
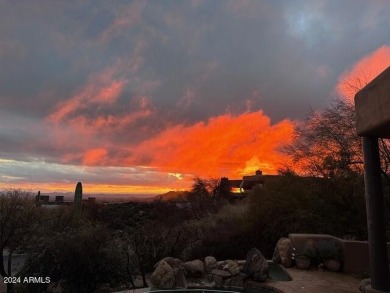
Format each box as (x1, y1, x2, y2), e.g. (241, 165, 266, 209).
(243, 248, 269, 282)
(154, 257, 183, 269)
(150, 260, 176, 289)
(211, 275, 223, 288)
(173, 266, 187, 288)
(224, 272, 248, 288)
(205, 256, 218, 272)
(210, 269, 232, 279)
(184, 259, 206, 277)
(222, 260, 240, 276)
(210, 269, 231, 287)
(359, 278, 371, 293)
(272, 238, 294, 268)
(155, 257, 187, 288)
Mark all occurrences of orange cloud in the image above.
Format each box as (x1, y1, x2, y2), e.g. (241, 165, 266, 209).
(83, 148, 108, 165)
(126, 111, 294, 178)
(337, 45, 390, 102)
(48, 67, 127, 123)
(93, 80, 127, 104)
(65, 103, 152, 136)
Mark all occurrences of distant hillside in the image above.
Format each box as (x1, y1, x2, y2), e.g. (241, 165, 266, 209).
(154, 190, 190, 201)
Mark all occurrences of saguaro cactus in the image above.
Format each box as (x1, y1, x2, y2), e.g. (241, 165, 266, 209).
(74, 182, 83, 211)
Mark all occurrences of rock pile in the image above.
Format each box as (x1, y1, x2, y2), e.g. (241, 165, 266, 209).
(150, 249, 269, 289)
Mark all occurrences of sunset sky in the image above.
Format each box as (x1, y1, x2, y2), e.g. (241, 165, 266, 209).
(1, 1, 390, 195)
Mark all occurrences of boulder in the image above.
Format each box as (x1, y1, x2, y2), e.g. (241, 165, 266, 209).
(272, 238, 294, 268)
(210, 269, 232, 279)
(173, 266, 187, 288)
(359, 278, 371, 293)
(205, 256, 218, 272)
(184, 259, 206, 277)
(222, 260, 240, 276)
(150, 260, 176, 289)
(210, 269, 232, 287)
(154, 257, 183, 270)
(224, 272, 248, 288)
(154, 257, 187, 288)
(243, 248, 269, 282)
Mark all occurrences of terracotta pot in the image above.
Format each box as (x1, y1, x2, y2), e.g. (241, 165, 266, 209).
(295, 256, 310, 270)
(324, 259, 341, 272)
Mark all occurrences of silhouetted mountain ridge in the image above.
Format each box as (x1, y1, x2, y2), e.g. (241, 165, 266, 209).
(153, 190, 190, 201)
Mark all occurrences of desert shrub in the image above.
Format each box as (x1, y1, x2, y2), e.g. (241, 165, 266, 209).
(185, 177, 229, 219)
(148, 200, 192, 226)
(21, 223, 128, 292)
(88, 202, 153, 231)
(317, 239, 343, 261)
(244, 175, 318, 256)
(0, 189, 43, 293)
(313, 174, 366, 239)
(187, 202, 255, 260)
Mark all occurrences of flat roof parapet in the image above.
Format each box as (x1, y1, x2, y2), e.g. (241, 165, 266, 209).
(355, 66, 390, 138)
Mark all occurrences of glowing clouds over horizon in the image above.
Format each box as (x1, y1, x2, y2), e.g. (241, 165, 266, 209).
(337, 45, 390, 102)
(126, 111, 294, 177)
(44, 64, 294, 180)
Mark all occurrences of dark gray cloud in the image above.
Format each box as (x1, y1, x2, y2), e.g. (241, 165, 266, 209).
(1, 0, 388, 118)
(0, 0, 389, 189)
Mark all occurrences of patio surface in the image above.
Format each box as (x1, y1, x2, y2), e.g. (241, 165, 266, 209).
(261, 267, 362, 293)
